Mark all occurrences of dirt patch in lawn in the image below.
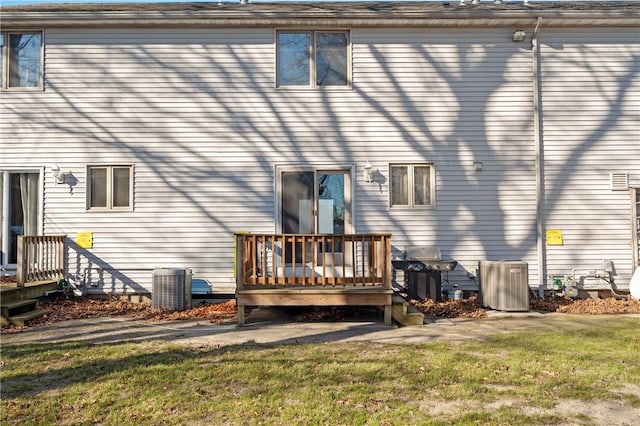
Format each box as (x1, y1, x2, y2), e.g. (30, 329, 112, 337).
(419, 393, 640, 426)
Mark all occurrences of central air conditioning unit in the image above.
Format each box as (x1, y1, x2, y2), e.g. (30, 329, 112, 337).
(152, 268, 192, 311)
(479, 260, 529, 311)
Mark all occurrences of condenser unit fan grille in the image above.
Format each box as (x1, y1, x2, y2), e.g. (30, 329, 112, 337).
(152, 268, 192, 311)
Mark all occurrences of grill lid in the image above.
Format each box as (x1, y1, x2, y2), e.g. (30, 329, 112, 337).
(394, 245, 457, 271)
(404, 245, 441, 261)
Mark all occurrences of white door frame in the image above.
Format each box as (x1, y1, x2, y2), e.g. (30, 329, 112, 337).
(275, 163, 355, 235)
(0, 167, 45, 268)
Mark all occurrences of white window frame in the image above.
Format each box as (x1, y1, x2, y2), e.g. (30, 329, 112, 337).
(1, 30, 44, 91)
(86, 165, 134, 211)
(275, 29, 351, 89)
(389, 163, 436, 209)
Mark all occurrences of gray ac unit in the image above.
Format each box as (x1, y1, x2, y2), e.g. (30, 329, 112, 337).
(152, 268, 192, 310)
(479, 260, 529, 311)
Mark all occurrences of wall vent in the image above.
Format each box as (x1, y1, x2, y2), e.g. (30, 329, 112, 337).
(610, 173, 629, 191)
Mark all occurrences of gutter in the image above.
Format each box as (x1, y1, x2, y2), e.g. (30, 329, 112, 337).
(532, 16, 546, 294)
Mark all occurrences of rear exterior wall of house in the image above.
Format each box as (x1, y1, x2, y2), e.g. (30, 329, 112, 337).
(1, 25, 638, 294)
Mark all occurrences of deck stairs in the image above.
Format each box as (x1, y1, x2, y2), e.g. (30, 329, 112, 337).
(391, 294, 425, 326)
(1, 299, 52, 327)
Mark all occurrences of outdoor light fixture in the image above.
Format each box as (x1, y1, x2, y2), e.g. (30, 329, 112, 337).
(473, 161, 483, 172)
(51, 164, 66, 184)
(512, 30, 527, 42)
(363, 161, 373, 183)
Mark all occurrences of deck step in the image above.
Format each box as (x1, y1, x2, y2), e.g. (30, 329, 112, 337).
(1, 299, 38, 318)
(392, 302, 424, 326)
(8, 309, 53, 327)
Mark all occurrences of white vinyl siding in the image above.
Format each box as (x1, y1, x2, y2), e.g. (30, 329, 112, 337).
(1, 24, 637, 294)
(353, 29, 538, 288)
(0, 27, 537, 292)
(540, 28, 640, 286)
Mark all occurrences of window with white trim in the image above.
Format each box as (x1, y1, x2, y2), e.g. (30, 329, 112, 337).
(276, 30, 350, 88)
(390, 164, 435, 208)
(1, 31, 43, 90)
(87, 166, 133, 210)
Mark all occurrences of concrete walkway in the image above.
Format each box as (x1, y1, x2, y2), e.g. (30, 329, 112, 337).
(3, 309, 637, 347)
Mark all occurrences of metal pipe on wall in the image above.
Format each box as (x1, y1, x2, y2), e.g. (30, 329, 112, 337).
(532, 17, 546, 294)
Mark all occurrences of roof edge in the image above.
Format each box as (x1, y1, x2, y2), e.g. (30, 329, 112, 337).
(1, 2, 638, 29)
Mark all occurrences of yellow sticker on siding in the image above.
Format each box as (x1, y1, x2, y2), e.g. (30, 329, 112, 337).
(546, 229, 563, 245)
(77, 232, 93, 249)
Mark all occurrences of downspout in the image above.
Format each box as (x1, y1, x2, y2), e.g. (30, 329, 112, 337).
(532, 17, 546, 296)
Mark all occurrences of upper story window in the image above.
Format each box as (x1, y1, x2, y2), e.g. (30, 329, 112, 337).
(87, 165, 133, 211)
(1, 31, 43, 90)
(276, 30, 350, 88)
(390, 164, 435, 208)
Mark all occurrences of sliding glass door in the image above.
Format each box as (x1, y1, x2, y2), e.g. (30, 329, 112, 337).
(280, 168, 352, 264)
(1, 171, 40, 266)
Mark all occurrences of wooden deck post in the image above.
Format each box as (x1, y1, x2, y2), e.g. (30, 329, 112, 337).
(16, 236, 26, 288)
(237, 305, 245, 327)
(384, 305, 392, 325)
(234, 232, 249, 327)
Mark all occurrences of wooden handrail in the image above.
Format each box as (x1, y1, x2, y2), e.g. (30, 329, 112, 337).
(16, 235, 65, 287)
(235, 233, 392, 290)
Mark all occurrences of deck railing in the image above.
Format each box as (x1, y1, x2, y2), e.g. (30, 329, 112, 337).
(16, 235, 65, 286)
(235, 233, 392, 290)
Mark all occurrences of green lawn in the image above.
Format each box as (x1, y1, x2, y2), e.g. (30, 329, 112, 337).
(1, 317, 639, 425)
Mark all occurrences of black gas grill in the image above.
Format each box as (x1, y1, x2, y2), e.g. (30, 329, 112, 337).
(392, 246, 457, 302)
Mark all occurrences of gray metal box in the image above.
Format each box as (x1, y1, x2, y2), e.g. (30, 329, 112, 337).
(152, 268, 192, 310)
(479, 260, 529, 311)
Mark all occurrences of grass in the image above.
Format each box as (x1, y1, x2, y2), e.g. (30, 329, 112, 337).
(1, 316, 639, 425)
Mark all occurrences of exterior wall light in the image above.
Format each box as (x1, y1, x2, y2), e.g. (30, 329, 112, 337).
(512, 30, 527, 42)
(363, 161, 373, 183)
(51, 164, 66, 184)
(473, 161, 483, 172)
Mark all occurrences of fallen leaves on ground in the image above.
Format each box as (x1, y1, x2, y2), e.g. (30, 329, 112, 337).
(1, 297, 237, 332)
(529, 295, 640, 314)
(3, 292, 640, 332)
(409, 294, 640, 318)
(409, 295, 486, 318)
(151, 300, 237, 322)
(555, 297, 640, 315)
(528, 296, 575, 312)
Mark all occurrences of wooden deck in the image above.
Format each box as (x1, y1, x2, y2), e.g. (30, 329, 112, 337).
(1, 235, 65, 302)
(0, 280, 60, 303)
(17, 235, 65, 286)
(235, 233, 393, 326)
